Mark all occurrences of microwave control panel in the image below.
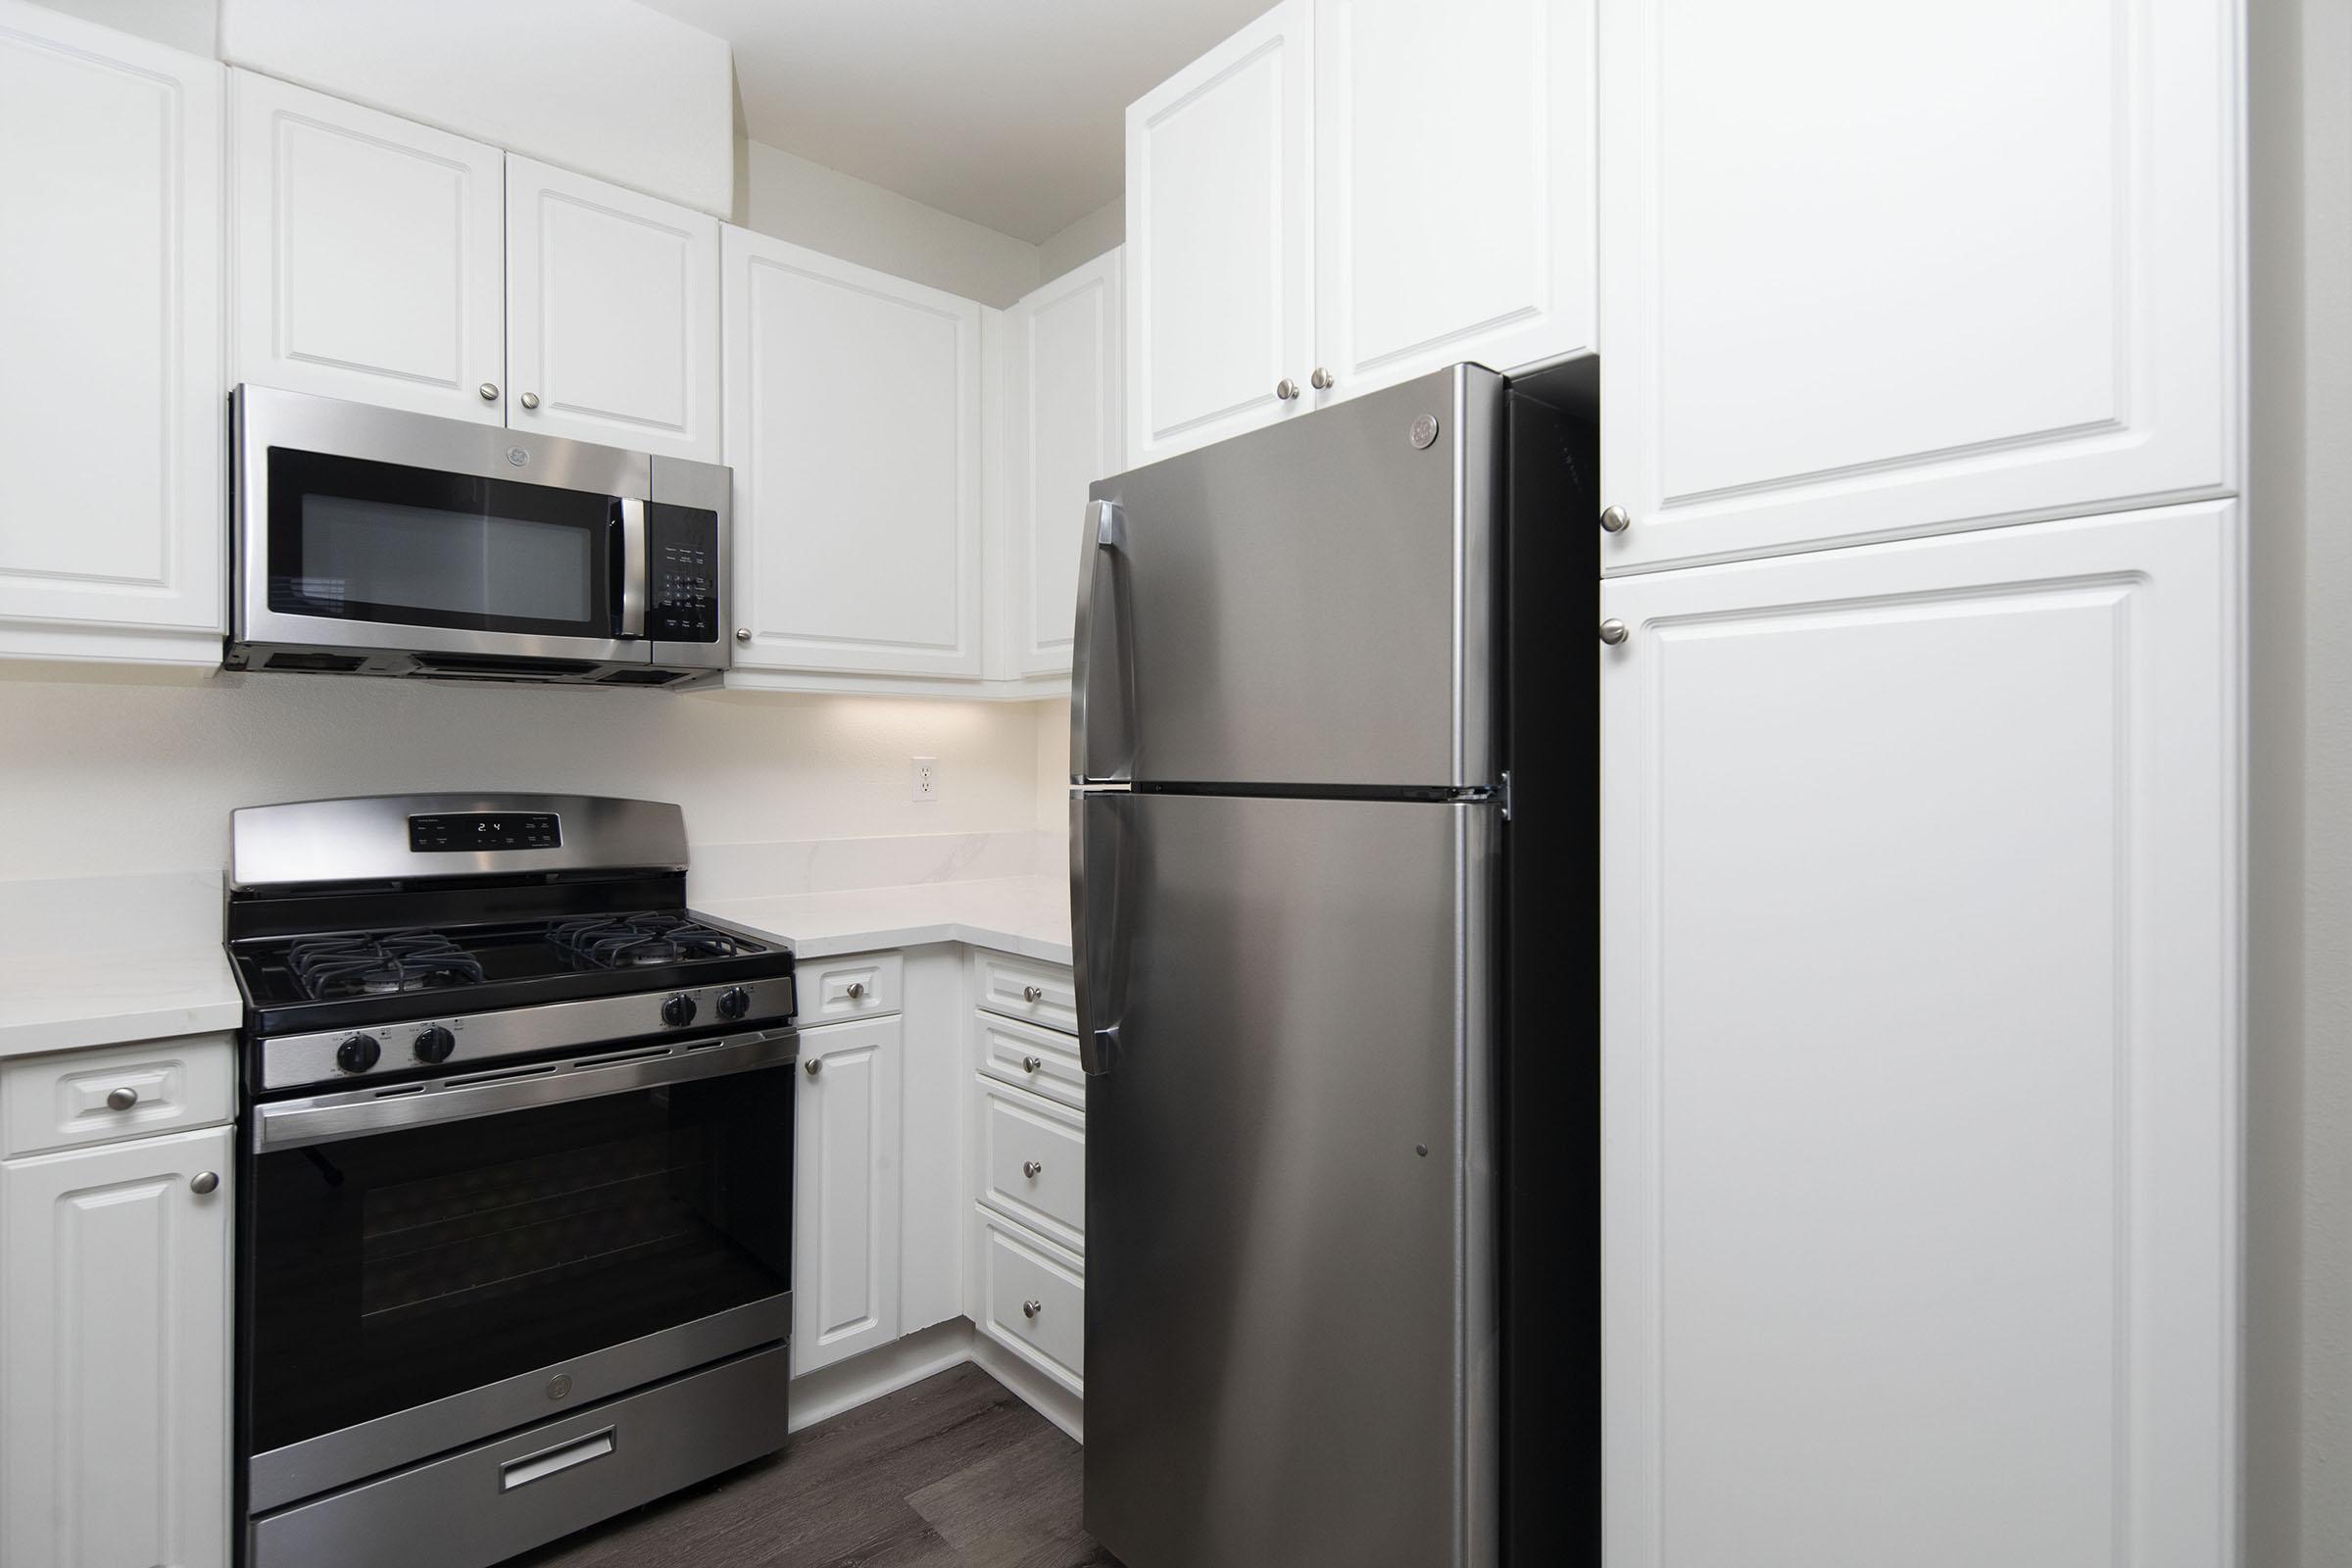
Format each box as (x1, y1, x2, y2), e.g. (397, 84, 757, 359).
(646, 503, 720, 644)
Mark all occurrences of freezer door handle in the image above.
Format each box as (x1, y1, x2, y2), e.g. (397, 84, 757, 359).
(1070, 498, 1138, 783)
(1072, 791, 1130, 1075)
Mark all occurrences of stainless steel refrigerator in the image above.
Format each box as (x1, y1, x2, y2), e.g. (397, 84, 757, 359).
(1071, 362, 1597, 1568)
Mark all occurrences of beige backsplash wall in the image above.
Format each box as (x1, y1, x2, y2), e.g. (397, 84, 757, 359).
(0, 670, 1060, 883)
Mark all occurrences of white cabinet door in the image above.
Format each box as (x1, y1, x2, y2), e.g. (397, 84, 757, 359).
(1598, 0, 2238, 573)
(229, 70, 506, 423)
(792, 1015, 903, 1375)
(1, 1125, 232, 1568)
(1599, 503, 2238, 1568)
(1311, 0, 1593, 402)
(1125, 0, 1313, 463)
(506, 155, 719, 462)
(1004, 249, 1122, 677)
(0, 3, 221, 661)
(724, 227, 983, 678)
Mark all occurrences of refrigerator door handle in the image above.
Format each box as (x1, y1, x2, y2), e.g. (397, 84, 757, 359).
(1071, 790, 1129, 1075)
(1070, 498, 1137, 783)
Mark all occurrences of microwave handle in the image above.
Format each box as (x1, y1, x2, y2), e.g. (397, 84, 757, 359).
(617, 496, 648, 638)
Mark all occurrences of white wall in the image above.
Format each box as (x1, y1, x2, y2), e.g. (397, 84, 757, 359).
(1038, 198, 1123, 280)
(1034, 697, 1070, 835)
(27, 0, 210, 53)
(0, 673, 1055, 882)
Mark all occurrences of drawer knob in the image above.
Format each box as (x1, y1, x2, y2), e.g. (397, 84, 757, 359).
(1022, 1298, 1043, 1319)
(1599, 618, 1630, 647)
(1023, 1159, 1044, 1179)
(1599, 504, 1633, 534)
(1022, 985, 1045, 1003)
(1310, 367, 1336, 391)
(1275, 377, 1300, 401)
(805, 1057, 822, 1078)
(735, 628, 752, 643)
(106, 1086, 139, 1111)
(519, 392, 540, 410)
(1021, 1054, 1043, 1074)
(189, 1171, 219, 1196)
(846, 981, 867, 1001)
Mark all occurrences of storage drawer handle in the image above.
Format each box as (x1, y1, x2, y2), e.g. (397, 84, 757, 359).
(1021, 1055, 1043, 1074)
(106, 1087, 139, 1111)
(845, 982, 866, 1001)
(1022, 1298, 1043, 1320)
(1022, 985, 1045, 1003)
(1023, 1160, 1044, 1179)
(806, 1057, 822, 1078)
(501, 1428, 614, 1491)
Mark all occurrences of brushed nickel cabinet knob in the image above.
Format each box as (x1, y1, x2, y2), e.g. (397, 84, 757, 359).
(805, 1057, 822, 1078)
(846, 982, 866, 1001)
(1310, 367, 1336, 390)
(106, 1087, 138, 1111)
(1022, 1298, 1043, 1319)
(1021, 1054, 1044, 1074)
(478, 382, 500, 402)
(1275, 378, 1300, 401)
(518, 392, 540, 410)
(1599, 505, 1632, 534)
(1022, 985, 1044, 1003)
(1023, 1160, 1044, 1179)
(1599, 619, 1630, 646)
(189, 1171, 219, 1195)
(735, 628, 752, 643)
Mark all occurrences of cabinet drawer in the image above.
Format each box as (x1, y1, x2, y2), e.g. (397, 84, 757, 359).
(802, 952, 903, 1021)
(973, 953, 1076, 1034)
(1, 1034, 236, 1158)
(977, 1078, 1084, 1253)
(974, 1010, 1085, 1109)
(976, 1208, 1083, 1395)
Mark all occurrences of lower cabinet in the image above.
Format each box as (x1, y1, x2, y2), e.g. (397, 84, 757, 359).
(792, 1014, 905, 1375)
(1598, 502, 2239, 1564)
(1, 1122, 233, 1568)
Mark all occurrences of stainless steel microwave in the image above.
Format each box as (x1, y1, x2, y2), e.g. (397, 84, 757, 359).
(228, 385, 729, 687)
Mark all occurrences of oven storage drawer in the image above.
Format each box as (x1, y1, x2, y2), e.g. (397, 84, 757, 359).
(1, 1033, 235, 1157)
(972, 953, 1077, 1034)
(246, 1343, 793, 1568)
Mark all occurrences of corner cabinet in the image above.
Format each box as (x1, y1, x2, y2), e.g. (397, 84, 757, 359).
(1595, 0, 2239, 571)
(722, 226, 984, 686)
(1598, 502, 2240, 1568)
(792, 1014, 905, 1375)
(0, 3, 222, 666)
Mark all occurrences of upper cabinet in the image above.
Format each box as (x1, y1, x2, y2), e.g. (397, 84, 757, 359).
(1125, 1, 1314, 465)
(230, 72, 506, 424)
(1126, 0, 1595, 464)
(1596, 0, 2239, 572)
(995, 249, 1123, 681)
(723, 227, 983, 684)
(0, 2, 223, 665)
(505, 155, 720, 462)
(230, 75, 720, 462)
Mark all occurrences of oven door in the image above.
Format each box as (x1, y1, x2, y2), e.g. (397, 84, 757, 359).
(239, 1031, 796, 1514)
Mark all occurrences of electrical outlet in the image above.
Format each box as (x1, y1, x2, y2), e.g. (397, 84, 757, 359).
(910, 757, 940, 803)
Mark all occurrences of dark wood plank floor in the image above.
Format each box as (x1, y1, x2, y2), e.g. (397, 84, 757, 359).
(505, 1364, 1120, 1568)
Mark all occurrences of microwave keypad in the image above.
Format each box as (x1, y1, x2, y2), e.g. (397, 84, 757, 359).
(645, 504, 720, 643)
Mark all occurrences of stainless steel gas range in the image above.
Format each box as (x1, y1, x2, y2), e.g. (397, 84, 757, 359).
(222, 794, 799, 1568)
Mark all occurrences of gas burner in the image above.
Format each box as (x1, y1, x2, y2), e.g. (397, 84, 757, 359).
(548, 913, 746, 972)
(288, 931, 487, 1002)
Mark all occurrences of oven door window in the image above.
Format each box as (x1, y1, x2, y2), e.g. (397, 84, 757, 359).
(266, 448, 620, 639)
(244, 1065, 793, 1457)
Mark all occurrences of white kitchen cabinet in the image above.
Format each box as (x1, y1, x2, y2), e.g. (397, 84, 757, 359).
(1599, 502, 2239, 1568)
(1596, 0, 2238, 572)
(1125, 0, 1313, 463)
(723, 227, 983, 683)
(0, 3, 221, 665)
(1309, 0, 1593, 403)
(1, 1124, 233, 1568)
(230, 70, 506, 424)
(792, 1014, 904, 1375)
(505, 155, 720, 462)
(996, 249, 1123, 679)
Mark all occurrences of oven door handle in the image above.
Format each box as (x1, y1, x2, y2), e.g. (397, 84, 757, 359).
(251, 1030, 797, 1152)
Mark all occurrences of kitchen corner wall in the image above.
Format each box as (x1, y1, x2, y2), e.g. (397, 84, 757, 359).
(0, 672, 1059, 883)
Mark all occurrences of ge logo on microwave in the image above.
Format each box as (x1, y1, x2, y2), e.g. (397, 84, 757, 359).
(506, 446, 529, 467)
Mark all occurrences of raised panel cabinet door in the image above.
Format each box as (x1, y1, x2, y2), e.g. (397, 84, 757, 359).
(1599, 503, 2239, 1568)
(1311, 0, 1593, 402)
(1125, 0, 1313, 464)
(1, 1125, 233, 1568)
(791, 1016, 903, 1375)
(1597, 0, 2238, 572)
(229, 70, 506, 423)
(0, 3, 221, 657)
(506, 155, 720, 462)
(1008, 249, 1123, 677)
(723, 227, 983, 677)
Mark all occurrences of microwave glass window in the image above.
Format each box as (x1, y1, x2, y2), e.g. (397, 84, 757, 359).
(300, 496, 593, 625)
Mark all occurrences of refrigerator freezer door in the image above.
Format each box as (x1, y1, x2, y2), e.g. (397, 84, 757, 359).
(1076, 789, 1496, 1568)
(1072, 364, 1505, 790)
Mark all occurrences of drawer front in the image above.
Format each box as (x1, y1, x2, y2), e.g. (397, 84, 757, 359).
(974, 1010, 1085, 1109)
(2, 1033, 237, 1157)
(974, 953, 1077, 1034)
(803, 952, 904, 1021)
(977, 1209, 1083, 1394)
(978, 1078, 1085, 1252)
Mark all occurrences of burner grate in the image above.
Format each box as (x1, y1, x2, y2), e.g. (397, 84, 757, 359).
(548, 912, 747, 972)
(288, 930, 488, 1001)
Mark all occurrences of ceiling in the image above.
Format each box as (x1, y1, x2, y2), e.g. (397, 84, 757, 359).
(635, 0, 1274, 243)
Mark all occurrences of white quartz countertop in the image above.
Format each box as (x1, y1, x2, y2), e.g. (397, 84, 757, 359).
(703, 874, 1072, 966)
(0, 872, 243, 1059)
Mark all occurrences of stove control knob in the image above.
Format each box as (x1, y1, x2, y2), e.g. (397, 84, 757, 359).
(413, 1025, 456, 1065)
(335, 1033, 381, 1074)
(716, 986, 751, 1021)
(661, 993, 698, 1028)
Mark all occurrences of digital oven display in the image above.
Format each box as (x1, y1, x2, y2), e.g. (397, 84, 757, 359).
(407, 812, 562, 853)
